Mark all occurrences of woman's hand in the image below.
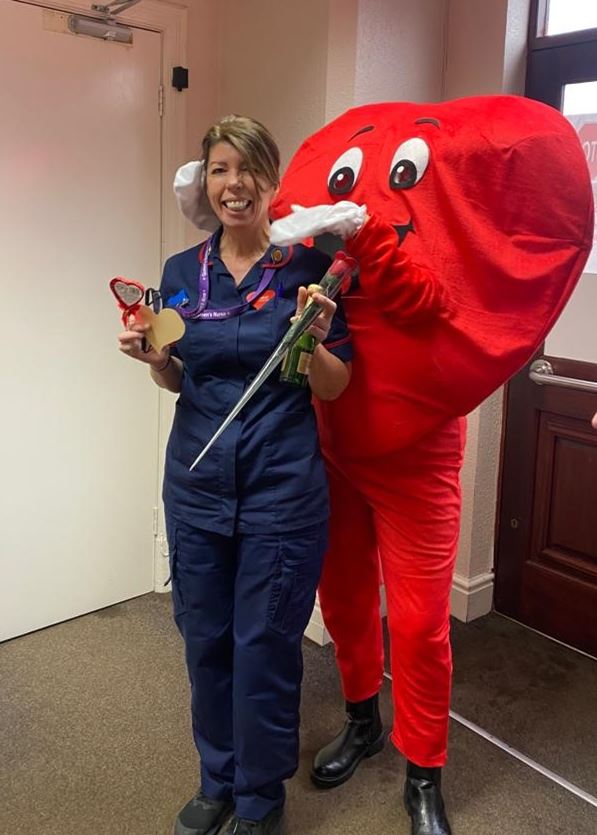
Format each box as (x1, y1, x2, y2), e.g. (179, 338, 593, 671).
(118, 320, 182, 393)
(293, 285, 337, 343)
(117, 321, 169, 370)
(291, 285, 350, 401)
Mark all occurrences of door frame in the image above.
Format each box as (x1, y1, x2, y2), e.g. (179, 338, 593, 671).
(14, 0, 189, 590)
(494, 3, 597, 646)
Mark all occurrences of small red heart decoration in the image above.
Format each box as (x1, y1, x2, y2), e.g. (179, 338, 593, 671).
(247, 289, 275, 310)
(110, 277, 144, 309)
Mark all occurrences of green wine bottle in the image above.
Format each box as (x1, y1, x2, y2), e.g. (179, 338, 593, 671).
(280, 284, 319, 387)
(280, 330, 317, 387)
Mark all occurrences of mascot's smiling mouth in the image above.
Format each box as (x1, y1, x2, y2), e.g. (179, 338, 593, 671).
(394, 219, 414, 244)
(315, 218, 414, 258)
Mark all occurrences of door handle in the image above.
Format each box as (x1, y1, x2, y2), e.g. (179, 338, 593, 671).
(529, 359, 597, 393)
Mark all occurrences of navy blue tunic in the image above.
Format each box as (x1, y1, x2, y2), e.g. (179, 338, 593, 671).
(159, 230, 353, 537)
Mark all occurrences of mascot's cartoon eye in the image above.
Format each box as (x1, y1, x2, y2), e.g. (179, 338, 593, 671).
(389, 138, 430, 190)
(328, 147, 363, 196)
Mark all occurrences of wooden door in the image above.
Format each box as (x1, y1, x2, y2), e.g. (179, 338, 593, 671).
(494, 10, 597, 655)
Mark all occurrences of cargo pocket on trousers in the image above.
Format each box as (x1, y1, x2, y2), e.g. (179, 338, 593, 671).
(266, 524, 326, 637)
(267, 559, 298, 636)
(168, 529, 187, 618)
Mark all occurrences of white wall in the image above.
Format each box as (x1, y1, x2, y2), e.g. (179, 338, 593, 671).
(181, 0, 330, 243)
(325, 0, 359, 122)
(445, 0, 509, 97)
(186, 0, 448, 169)
(445, 0, 529, 98)
(353, 0, 448, 105)
(216, 0, 330, 172)
(325, 0, 448, 119)
(184, 1, 218, 163)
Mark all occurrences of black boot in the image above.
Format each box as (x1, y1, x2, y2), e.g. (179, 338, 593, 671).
(404, 762, 452, 835)
(174, 791, 233, 835)
(310, 694, 386, 789)
(218, 806, 284, 834)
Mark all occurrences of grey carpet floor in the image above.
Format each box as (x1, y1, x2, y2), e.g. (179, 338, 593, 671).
(450, 613, 597, 798)
(1, 593, 596, 835)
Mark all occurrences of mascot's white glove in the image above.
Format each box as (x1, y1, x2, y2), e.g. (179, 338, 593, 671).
(269, 201, 367, 246)
(173, 160, 219, 232)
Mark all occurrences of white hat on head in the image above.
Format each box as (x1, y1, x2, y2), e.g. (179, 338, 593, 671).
(173, 160, 219, 231)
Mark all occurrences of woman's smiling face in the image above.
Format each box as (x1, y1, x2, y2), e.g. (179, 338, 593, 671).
(205, 141, 275, 232)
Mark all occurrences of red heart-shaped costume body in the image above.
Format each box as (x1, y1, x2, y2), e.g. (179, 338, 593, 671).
(271, 96, 594, 458)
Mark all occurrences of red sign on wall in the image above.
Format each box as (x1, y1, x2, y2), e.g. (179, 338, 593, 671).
(578, 122, 597, 180)
(567, 115, 597, 273)
(568, 114, 597, 181)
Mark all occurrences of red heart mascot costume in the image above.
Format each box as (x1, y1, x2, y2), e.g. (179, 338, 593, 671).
(269, 96, 593, 834)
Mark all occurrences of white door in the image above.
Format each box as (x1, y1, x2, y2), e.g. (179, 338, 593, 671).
(0, 1, 162, 640)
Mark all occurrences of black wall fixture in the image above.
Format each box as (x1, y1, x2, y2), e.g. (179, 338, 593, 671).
(172, 67, 189, 92)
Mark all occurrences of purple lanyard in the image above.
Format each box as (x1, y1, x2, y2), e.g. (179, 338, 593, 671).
(180, 234, 276, 321)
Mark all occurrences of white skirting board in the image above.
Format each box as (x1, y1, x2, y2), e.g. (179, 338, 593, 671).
(450, 571, 495, 623)
(306, 574, 494, 646)
(304, 596, 332, 645)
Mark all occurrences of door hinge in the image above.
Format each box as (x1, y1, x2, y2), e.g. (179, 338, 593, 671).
(152, 507, 159, 536)
(158, 85, 164, 118)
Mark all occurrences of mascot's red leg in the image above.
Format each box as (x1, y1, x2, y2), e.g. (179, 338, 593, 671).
(312, 419, 464, 793)
(312, 458, 387, 790)
(376, 418, 465, 767)
(318, 458, 384, 701)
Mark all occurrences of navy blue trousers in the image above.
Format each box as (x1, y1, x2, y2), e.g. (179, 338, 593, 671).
(165, 514, 327, 821)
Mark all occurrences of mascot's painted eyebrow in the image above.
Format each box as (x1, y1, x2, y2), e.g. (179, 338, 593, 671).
(347, 119, 440, 143)
(347, 125, 375, 142)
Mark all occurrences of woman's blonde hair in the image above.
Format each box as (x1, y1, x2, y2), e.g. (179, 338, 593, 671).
(200, 115, 280, 191)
